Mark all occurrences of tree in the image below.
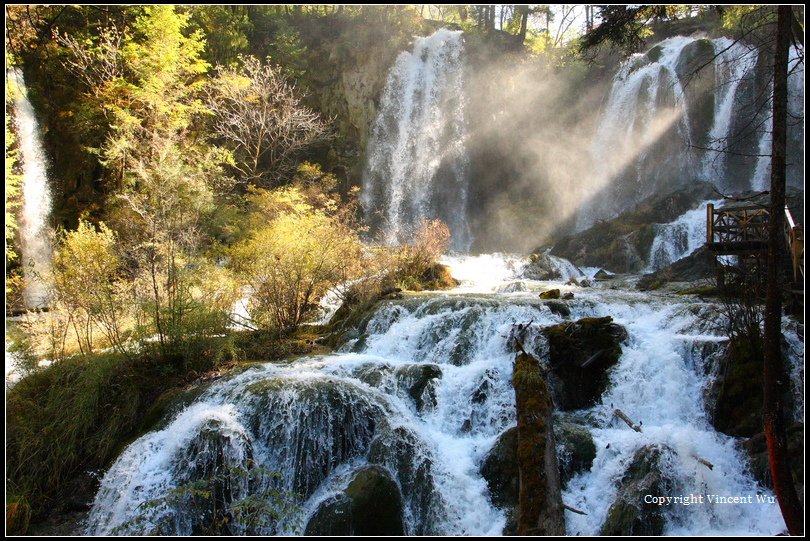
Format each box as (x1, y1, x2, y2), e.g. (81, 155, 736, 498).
(230, 185, 362, 331)
(206, 55, 329, 187)
(761, 6, 803, 536)
(51, 220, 130, 355)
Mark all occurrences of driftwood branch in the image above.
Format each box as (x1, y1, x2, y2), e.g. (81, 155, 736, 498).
(613, 409, 642, 432)
(692, 455, 715, 470)
(563, 503, 588, 515)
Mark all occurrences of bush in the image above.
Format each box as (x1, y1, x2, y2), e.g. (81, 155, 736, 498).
(231, 186, 362, 331)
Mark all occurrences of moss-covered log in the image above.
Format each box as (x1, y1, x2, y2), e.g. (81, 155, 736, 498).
(512, 352, 564, 536)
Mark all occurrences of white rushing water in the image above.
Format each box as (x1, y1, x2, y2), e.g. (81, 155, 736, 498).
(647, 199, 724, 271)
(86, 253, 799, 536)
(362, 29, 471, 250)
(9, 70, 53, 309)
(579, 36, 694, 230)
(700, 39, 759, 188)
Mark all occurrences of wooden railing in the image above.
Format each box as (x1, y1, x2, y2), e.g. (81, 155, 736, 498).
(706, 203, 804, 287)
(706, 203, 770, 252)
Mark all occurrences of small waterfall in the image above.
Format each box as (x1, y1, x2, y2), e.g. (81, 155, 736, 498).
(362, 29, 471, 250)
(9, 70, 53, 308)
(647, 200, 724, 271)
(86, 254, 799, 535)
(750, 45, 805, 191)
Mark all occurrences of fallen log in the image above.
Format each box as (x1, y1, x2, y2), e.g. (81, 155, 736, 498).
(613, 409, 643, 432)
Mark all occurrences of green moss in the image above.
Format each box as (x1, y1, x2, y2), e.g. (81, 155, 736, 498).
(675, 285, 718, 296)
(539, 288, 561, 300)
(512, 352, 564, 535)
(646, 45, 663, 63)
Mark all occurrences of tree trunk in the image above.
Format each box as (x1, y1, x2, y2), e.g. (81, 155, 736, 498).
(763, 5, 803, 536)
(518, 5, 529, 44)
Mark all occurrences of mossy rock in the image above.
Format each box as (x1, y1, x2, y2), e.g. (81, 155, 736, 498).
(543, 317, 628, 410)
(556, 422, 596, 486)
(646, 45, 664, 63)
(480, 427, 519, 535)
(710, 334, 763, 437)
(305, 465, 404, 536)
(512, 352, 565, 535)
(406, 263, 460, 292)
(539, 289, 561, 300)
(600, 444, 673, 536)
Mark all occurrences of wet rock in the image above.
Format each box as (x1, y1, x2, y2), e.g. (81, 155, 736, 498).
(740, 423, 804, 507)
(543, 317, 628, 410)
(593, 269, 613, 281)
(579, 279, 591, 288)
(368, 426, 442, 535)
(305, 465, 405, 536)
(562, 292, 574, 300)
(522, 253, 563, 280)
(544, 300, 571, 318)
(600, 444, 674, 536)
(709, 335, 763, 437)
(512, 352, 565, 535)
(547, 182, 717, 273)
(497, 281, 529, 293)
(539, 289, 561, 300)
(395, 364, 442, 412)
(636, 246, 714, 291)
(480, 427, 519, 535)
(556, 422, 596, 486)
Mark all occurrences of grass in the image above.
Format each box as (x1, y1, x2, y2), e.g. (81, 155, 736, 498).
(5, 327, 321, 532)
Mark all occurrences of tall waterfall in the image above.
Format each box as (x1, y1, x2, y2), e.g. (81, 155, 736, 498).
(86, 255, 799, 535)
(362, 29, 471, 251)
(10, 70, 52, 308)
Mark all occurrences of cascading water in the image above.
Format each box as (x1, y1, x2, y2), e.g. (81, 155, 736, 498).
(700, 39, 759, 188)
(750, 45, 805, 192)
(647, 199, 724, 272)
(9, 70, 53, 309)
(580, 37, 804, 234)
(86, 254, 800, 536)
(362, 29, 471, 250)
(579, 37, 694, 230)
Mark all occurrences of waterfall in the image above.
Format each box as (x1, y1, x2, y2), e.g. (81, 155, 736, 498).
(362, 29, 471, 251)
(750, 45, 805, 191)
(647, 199, 724, 271)
(700, 39, 758, 188)
(9, 70, 53, 309)
(579, 36, 694, 230)
(86, 254, 799, 535)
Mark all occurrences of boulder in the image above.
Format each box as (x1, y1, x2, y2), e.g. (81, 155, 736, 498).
(543, 317, 628, 410)
(395, 364, 442, 412)
(709, 335, 763, 437)
(539, 289, 561, 300)
(523, 253, 563, 281)
(480, 427, 519, 535)
(544, 300, 571, 318)
(497, 281, 529, 293)
(593, 269, 613, 281)
(547, 182, 717, 273)
(305, 465, 405, 536)
(556, 422, 596, 486)
(600, 444, 674, 536)
(636, 246, 714, 291)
